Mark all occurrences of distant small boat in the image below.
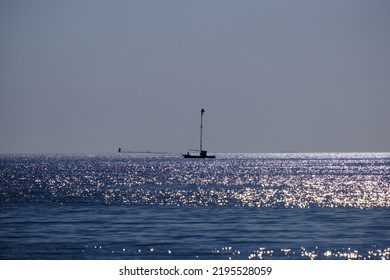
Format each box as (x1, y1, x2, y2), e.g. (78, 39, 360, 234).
(182, 108, 215, 159)
(118, 148, 165, 154)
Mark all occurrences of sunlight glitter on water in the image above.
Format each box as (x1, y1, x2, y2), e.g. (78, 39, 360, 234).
(1, 153, 389, 260)
(1, 153, 389, 209)
(82, 245, 389, 260)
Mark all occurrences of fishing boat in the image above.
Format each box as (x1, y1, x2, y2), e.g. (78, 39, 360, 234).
(182, 108, 215, 158)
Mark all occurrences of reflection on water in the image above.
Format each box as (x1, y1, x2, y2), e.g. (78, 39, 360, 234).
(1, 153, 389, 208)
(0, 153, 389, 259)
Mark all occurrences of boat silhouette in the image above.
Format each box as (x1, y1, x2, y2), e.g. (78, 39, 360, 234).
(182, 108, 215, 159)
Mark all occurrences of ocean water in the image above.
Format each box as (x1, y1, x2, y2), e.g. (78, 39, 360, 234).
(0, 153, 389, 260)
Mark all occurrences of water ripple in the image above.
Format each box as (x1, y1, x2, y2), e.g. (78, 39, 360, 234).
(1, 153, 389, 209)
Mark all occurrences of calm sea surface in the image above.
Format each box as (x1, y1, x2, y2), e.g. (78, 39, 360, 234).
(1, 153, 389, 260)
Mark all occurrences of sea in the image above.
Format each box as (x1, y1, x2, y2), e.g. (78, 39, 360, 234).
(0, 153, 389, 260)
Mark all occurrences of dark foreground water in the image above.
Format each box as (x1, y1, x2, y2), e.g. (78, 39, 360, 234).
(1, 153, 389, 259)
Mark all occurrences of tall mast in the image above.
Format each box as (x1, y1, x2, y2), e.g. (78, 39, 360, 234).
(200, 108, 205, 153)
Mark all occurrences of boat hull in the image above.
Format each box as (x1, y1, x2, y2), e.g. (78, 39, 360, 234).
(182, 154, 215, 159)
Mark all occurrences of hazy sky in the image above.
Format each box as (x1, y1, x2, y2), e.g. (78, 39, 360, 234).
(1, 0, 389, 153)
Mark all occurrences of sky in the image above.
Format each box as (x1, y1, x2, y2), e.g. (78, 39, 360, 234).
(1, 0, 389, 153)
